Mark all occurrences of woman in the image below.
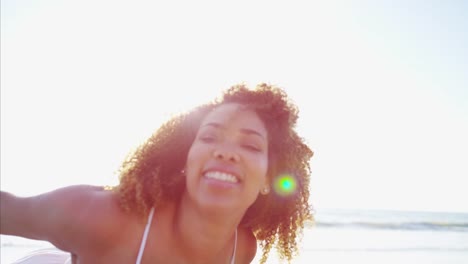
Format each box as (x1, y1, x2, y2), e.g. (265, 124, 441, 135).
(1, 83, 314, 264)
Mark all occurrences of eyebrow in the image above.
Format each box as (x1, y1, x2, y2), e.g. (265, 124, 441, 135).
(202, 122, 266, 140)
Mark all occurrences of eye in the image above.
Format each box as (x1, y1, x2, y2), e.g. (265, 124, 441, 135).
(198, 133, 217, 143)
(243, 144, 262, 152)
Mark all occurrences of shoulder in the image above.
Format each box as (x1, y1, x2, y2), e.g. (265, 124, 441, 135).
(34, 185, 107, 208)
(238, 227, 258, 264)
(57, 185, 126, 235)
(34, 185, 125, 250)
(35, 185, 115, 223)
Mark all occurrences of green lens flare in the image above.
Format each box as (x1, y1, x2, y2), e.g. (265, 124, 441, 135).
(273, 174, 297, 196)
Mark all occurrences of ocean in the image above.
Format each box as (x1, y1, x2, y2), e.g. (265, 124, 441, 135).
(1, 209, 467, 263)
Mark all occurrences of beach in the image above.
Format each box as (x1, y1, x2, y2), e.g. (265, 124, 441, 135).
(2, 209, 468, 263)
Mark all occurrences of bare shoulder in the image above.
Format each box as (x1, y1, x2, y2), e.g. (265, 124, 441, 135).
(50, 185, 126, 233)
(31, 185, 125, 250)
(238, 227, 258, 264)
(35, 185, 117, 222)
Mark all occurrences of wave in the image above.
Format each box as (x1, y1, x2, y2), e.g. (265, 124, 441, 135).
(304, 247, 468, 252)
(314, 220, 468, 231)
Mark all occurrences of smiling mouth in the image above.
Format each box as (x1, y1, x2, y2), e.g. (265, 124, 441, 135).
(204, 171, 239, 183)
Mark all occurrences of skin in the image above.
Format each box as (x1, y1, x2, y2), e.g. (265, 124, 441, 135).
(0, 103, 269, 264)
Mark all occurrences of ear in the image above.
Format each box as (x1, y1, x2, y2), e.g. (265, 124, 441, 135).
(260, 185, 270, 195)
(260, 173, 271, 195)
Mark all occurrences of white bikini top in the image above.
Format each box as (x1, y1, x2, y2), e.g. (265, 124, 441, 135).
(135, 207, 237, 264)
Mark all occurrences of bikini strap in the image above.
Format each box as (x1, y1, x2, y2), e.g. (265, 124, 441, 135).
(135, 207, 155, 264)
(230, 229, 238, 264)
(135, 208, 236, 264)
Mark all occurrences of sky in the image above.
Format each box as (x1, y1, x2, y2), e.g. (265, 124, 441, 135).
(1, 0, 467, 213)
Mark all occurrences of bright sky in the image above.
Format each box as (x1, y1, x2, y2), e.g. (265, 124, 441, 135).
(1, 0, 467, 213)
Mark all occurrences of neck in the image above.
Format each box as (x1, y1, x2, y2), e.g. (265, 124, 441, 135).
(172, 193, 242, 262)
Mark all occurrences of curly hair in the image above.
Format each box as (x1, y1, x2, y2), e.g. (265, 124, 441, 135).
(114, 83, 314, 263)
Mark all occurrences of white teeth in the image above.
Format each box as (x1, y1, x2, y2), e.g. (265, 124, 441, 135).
(204, 171, 238, 183)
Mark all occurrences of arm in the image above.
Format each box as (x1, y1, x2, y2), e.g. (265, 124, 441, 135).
(0, 185, 108, 252)
(0, 191, 35, 237)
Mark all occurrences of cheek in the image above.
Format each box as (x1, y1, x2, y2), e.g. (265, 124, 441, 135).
(251, 153, 269, 180)
(186, 146, 200, 173)
(184, 146, 202, 191)
(185, 143, 210, 175)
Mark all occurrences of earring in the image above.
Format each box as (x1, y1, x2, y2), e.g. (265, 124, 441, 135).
(261, 186, 270, 195)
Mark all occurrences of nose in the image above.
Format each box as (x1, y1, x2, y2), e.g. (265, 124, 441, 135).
(213, 147, 240, 162)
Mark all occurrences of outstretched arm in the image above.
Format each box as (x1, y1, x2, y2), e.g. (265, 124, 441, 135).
(0, 185, 108, 252)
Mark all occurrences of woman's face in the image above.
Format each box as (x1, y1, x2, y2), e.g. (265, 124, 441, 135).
(185, 103, 269, 212)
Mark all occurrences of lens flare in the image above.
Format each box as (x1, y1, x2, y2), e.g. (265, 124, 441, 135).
(273, 174, 297, 196)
